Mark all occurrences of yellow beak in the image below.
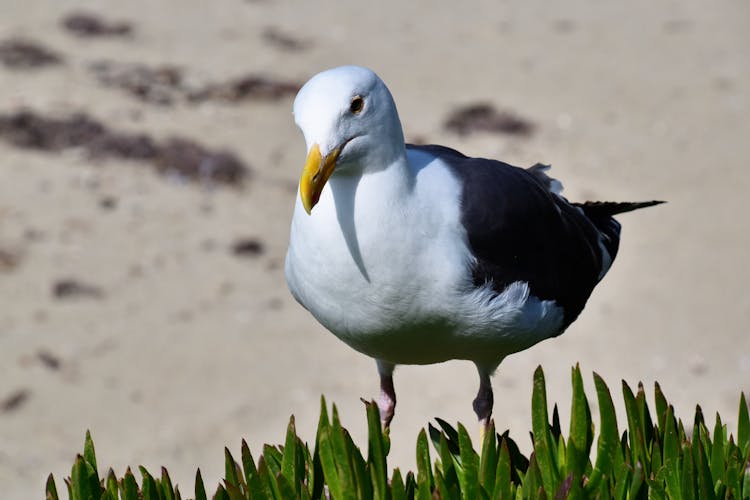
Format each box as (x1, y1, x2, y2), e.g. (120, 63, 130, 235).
(299, 143, 341, 214)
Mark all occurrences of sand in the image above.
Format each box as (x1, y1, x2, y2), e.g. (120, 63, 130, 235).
(1, 0, 749, 497)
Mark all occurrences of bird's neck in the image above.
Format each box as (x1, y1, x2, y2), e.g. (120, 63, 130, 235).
(330, 146, 412, 199)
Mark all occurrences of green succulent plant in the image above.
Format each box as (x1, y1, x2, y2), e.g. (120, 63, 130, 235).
(47, 365, 750, 499)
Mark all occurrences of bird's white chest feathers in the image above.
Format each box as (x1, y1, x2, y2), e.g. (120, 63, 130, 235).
(285, 156, 563, 365)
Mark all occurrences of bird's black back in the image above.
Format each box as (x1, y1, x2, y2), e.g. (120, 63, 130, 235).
(408, 144, 661, 330)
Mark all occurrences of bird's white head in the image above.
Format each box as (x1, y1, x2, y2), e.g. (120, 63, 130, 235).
(293, 66, 405, 214)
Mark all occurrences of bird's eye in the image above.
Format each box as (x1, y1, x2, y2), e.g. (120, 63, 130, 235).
(350, 95, 364, 114)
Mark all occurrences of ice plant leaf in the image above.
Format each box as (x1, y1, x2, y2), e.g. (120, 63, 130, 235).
(585, 372, 619, 493)
(194, 469, 207, 500)
(532, 366, 561, 494)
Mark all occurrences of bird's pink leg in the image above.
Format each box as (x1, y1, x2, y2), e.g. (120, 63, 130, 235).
(376, 360, 396, 428)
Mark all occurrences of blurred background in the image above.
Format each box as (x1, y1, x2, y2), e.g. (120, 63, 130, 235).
(1, 0, 748, 497)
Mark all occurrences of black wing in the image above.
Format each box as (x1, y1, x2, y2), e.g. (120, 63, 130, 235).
(408, 144, 619, 329)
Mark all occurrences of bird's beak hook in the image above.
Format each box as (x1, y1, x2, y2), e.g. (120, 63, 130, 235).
(299, 143, 341, 214)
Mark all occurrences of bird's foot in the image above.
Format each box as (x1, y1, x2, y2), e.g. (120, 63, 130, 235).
(378, 374, 396, 429)
(472, 393, 493, 425)
(473, 373, 494, 445)
(378, 386, 396, 428)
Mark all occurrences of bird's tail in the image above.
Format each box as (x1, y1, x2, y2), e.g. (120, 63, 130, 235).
(526, 163, 666, 217)
(576, 200, 666, 217)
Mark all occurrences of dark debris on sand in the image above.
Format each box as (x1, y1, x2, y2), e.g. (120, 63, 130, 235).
(36, 350, 62, 371)
(0, 38, 63, 69)
(62, 12, 133, 38)
(1, 389, 30, 413)
(187, 74, 301, 103)
(156, 138, 247, 185)
(444, 103, 536, 137)
(99, 196, 117, 210)
(0, 248, 21, 272)
(261, 27, 311, 52)
(52, 279, 104, 300)
(89, 61, 185, 106)
(88, 60, 300, 106)
(0, 110, 249, 186)
(0, 111, 106, 151)
(231, 237, 265, 258)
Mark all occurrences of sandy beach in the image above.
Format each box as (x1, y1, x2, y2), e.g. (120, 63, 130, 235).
(1, 1, 749, 497)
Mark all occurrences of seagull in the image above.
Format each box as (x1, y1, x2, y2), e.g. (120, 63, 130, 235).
(285, 66, 662, 430)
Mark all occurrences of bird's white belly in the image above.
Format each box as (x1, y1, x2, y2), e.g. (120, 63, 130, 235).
(286, 202, 456, 362)
(287, 231, 561, 365)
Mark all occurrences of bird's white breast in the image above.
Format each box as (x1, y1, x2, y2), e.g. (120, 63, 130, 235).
(285, 153, 563, 365)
